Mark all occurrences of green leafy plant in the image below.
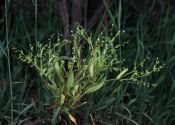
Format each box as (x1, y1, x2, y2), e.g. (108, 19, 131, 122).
(14, 26, 163, 124)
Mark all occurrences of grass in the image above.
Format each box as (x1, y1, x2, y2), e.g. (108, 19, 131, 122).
(0, 0, 175, 125)
(5, 0, 13, 122)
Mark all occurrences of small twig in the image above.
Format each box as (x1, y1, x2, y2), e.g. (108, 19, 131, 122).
(90, 113, 96, 125)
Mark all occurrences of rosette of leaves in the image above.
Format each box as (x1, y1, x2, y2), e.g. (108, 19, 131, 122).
(15, 26, 163, 124)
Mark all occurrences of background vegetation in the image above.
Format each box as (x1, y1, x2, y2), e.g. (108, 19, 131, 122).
(0, 0, 175, 124)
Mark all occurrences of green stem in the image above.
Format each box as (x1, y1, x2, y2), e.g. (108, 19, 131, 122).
(5, 0, 13, 122)
(35, 0, 38, 42)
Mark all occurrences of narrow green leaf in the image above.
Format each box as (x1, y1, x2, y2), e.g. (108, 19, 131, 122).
(117, 68, 128, 80)
(115, 112, 139, 125)
(18, 102, 35, 116)
(51, 107, 61, 125)
(67, 71, 74, 95)
(55, 62, 64, 83)
(71, 84, 79, 96)
(85, 78, 106, 94)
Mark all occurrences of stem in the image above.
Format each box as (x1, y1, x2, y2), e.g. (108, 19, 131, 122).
(35, 0, 38, 42)
(5, 0, 13, 122)
(118, 0, 122, 68)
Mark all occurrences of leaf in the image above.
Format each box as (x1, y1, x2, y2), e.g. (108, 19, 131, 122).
(51, 107, 61, 125)
(61, 94, 66, 105)
(67, 71, 74, 87)
(55, 62, 64, 83)
(71, 84, 79, 96)
(26, 55, 32, 63)
(47, 82, 57, 90)
(67, 71, 74, 95)
(18, 102, 35, 116)
(89, 63, 94, 76)
(117, 68, 128, 80)
(68, 113, 77, 125)
(39, 46, 45, 69)
(115, 112, 139, 125)
(85, 78, 106, 94)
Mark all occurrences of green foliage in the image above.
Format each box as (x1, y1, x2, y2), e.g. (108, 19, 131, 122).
(1, 0, 175, 124)
(15, 26, 163, 124)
